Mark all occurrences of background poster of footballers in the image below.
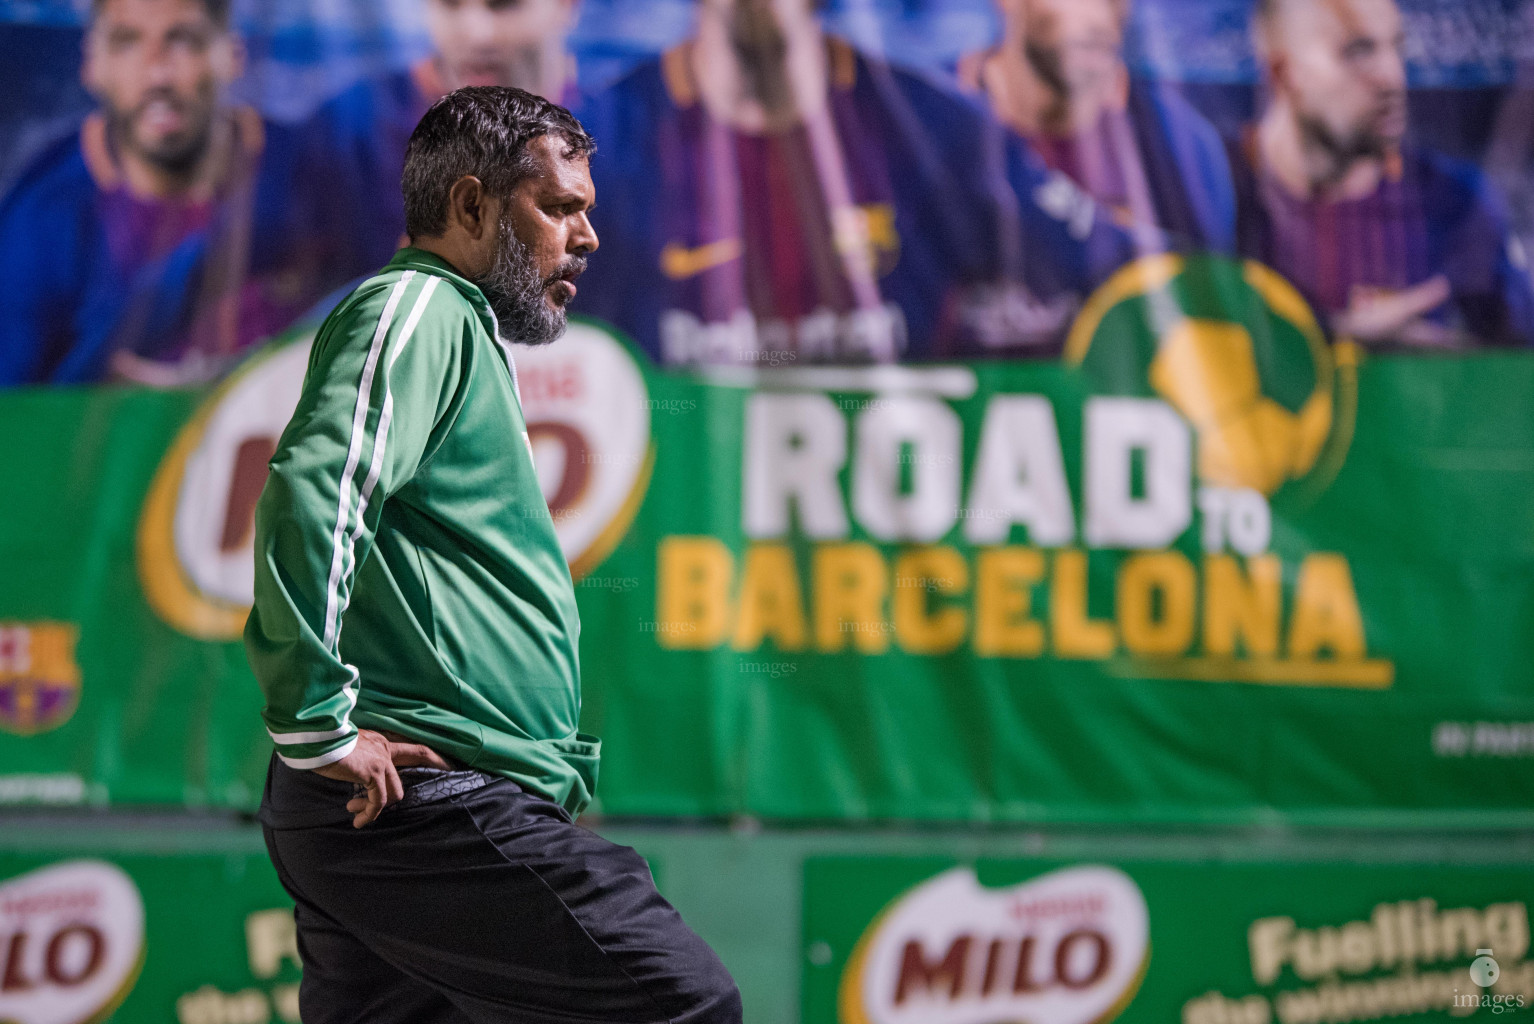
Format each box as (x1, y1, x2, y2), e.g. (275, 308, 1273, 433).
(3, 1, 1534, 1022)
(5, 0, 1532, 384)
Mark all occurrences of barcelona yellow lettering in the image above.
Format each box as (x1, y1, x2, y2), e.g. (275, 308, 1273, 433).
(1050, 549, 1116, 659)
(974, 549, 1045, 658)
(814, 544, 889, 654)
(891, 547, 969, 656)
(656, 537, 733, 649)
(1287, 553, 1367, 659)
(1204, 555, 1281, 657)
(654, 539, 1391, 687)
(1118, 552, 1197, 657)
(731, 543, 807, 651)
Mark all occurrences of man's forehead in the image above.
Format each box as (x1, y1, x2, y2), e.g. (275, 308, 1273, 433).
(705, 0, 817, 18)
(94, 0, 218, 30)
(1278, 0, 1401, 42)
(427, 0, 545, 15)
(523, 136, 595, 195)
(1322, 0, 1401, 37)
(1024, 0, 1127, 31)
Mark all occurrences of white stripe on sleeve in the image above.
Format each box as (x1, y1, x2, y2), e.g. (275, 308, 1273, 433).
(321, 271, 416, 651)
(267, 724, 355, 745)
(276, 734, 359, 770)
(331, 276, 442, 639)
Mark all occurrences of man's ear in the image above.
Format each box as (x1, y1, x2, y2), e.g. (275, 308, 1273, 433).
(1252, 19, 1286, 92)
(1265, 50, 1290, 97)
(446, 175, 492, 240)
(80, 28, 102, 98)
(213, 32, 247, 87)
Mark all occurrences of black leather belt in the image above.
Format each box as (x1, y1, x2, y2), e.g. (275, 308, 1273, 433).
(356, 766, 505, 814)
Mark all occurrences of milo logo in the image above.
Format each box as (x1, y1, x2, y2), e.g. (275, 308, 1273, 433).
(0, 860, 146, 1024)
(839, 865, 1150, 1024)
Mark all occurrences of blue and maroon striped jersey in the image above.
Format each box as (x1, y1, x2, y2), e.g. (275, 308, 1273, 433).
(1233, 138, 1534, 348)
(573, 39, 1133, 365)
(0, 108, 376, 385)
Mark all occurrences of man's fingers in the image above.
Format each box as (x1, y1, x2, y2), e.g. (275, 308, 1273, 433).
(352, 778, 385, 829)
(390, 743, 452, 770)
(332, 734, 450, 828)
(384, 762, 405, 805)
(1341, 276, 1452, 339)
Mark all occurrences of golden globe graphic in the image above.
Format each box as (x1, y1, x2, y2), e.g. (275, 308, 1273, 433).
(1065, 253, 1357, 498)
(838, 865, 1150, 1024)
(138, 320, 653, 639)
(0, 861, 146, 1024)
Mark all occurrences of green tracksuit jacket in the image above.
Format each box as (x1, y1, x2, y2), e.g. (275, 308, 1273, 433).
(245, 247, 598, 815)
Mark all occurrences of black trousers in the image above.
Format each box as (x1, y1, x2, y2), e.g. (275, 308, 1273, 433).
(259, 757, 742, 1024)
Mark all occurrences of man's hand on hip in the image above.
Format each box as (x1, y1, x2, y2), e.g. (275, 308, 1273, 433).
(315, 728, 452, 828)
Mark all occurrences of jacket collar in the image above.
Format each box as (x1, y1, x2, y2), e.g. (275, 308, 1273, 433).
(387, 247, 500, 339)
(387, 247, 525, 404)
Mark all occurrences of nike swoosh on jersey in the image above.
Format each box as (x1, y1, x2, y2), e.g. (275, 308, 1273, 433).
(661, 238, 743, 280)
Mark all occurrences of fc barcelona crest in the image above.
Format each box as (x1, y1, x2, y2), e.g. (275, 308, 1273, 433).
(0, 622, 82, 736)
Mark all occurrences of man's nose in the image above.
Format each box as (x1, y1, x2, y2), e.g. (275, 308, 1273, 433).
(1374, 48, 1407, 92)
(570, 211, 599, 255)
(462, 5, 497, 43)
(145, 46, 176, 87)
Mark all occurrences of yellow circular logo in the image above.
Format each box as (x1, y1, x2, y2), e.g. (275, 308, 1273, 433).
(1066, 253, 1359, 497)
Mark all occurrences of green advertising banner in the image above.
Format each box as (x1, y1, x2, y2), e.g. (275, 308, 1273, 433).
(3, 253, 1534, 824)
(0, 848, 300, 1024)
(804, 856, 1534, 1024)
(5, 825, 1530, 1024)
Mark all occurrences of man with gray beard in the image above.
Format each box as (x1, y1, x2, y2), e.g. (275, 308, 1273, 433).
(246, 86, 742, 1024)
(478, 194, 587, 345)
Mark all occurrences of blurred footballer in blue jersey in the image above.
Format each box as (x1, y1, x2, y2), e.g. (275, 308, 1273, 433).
(0, 0, 355, 386)
(957, 0, 1235, 255)
(574, 0, 1133, 365)
(297, 0, 581, 279)
(1234, 0, 1534, 348)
